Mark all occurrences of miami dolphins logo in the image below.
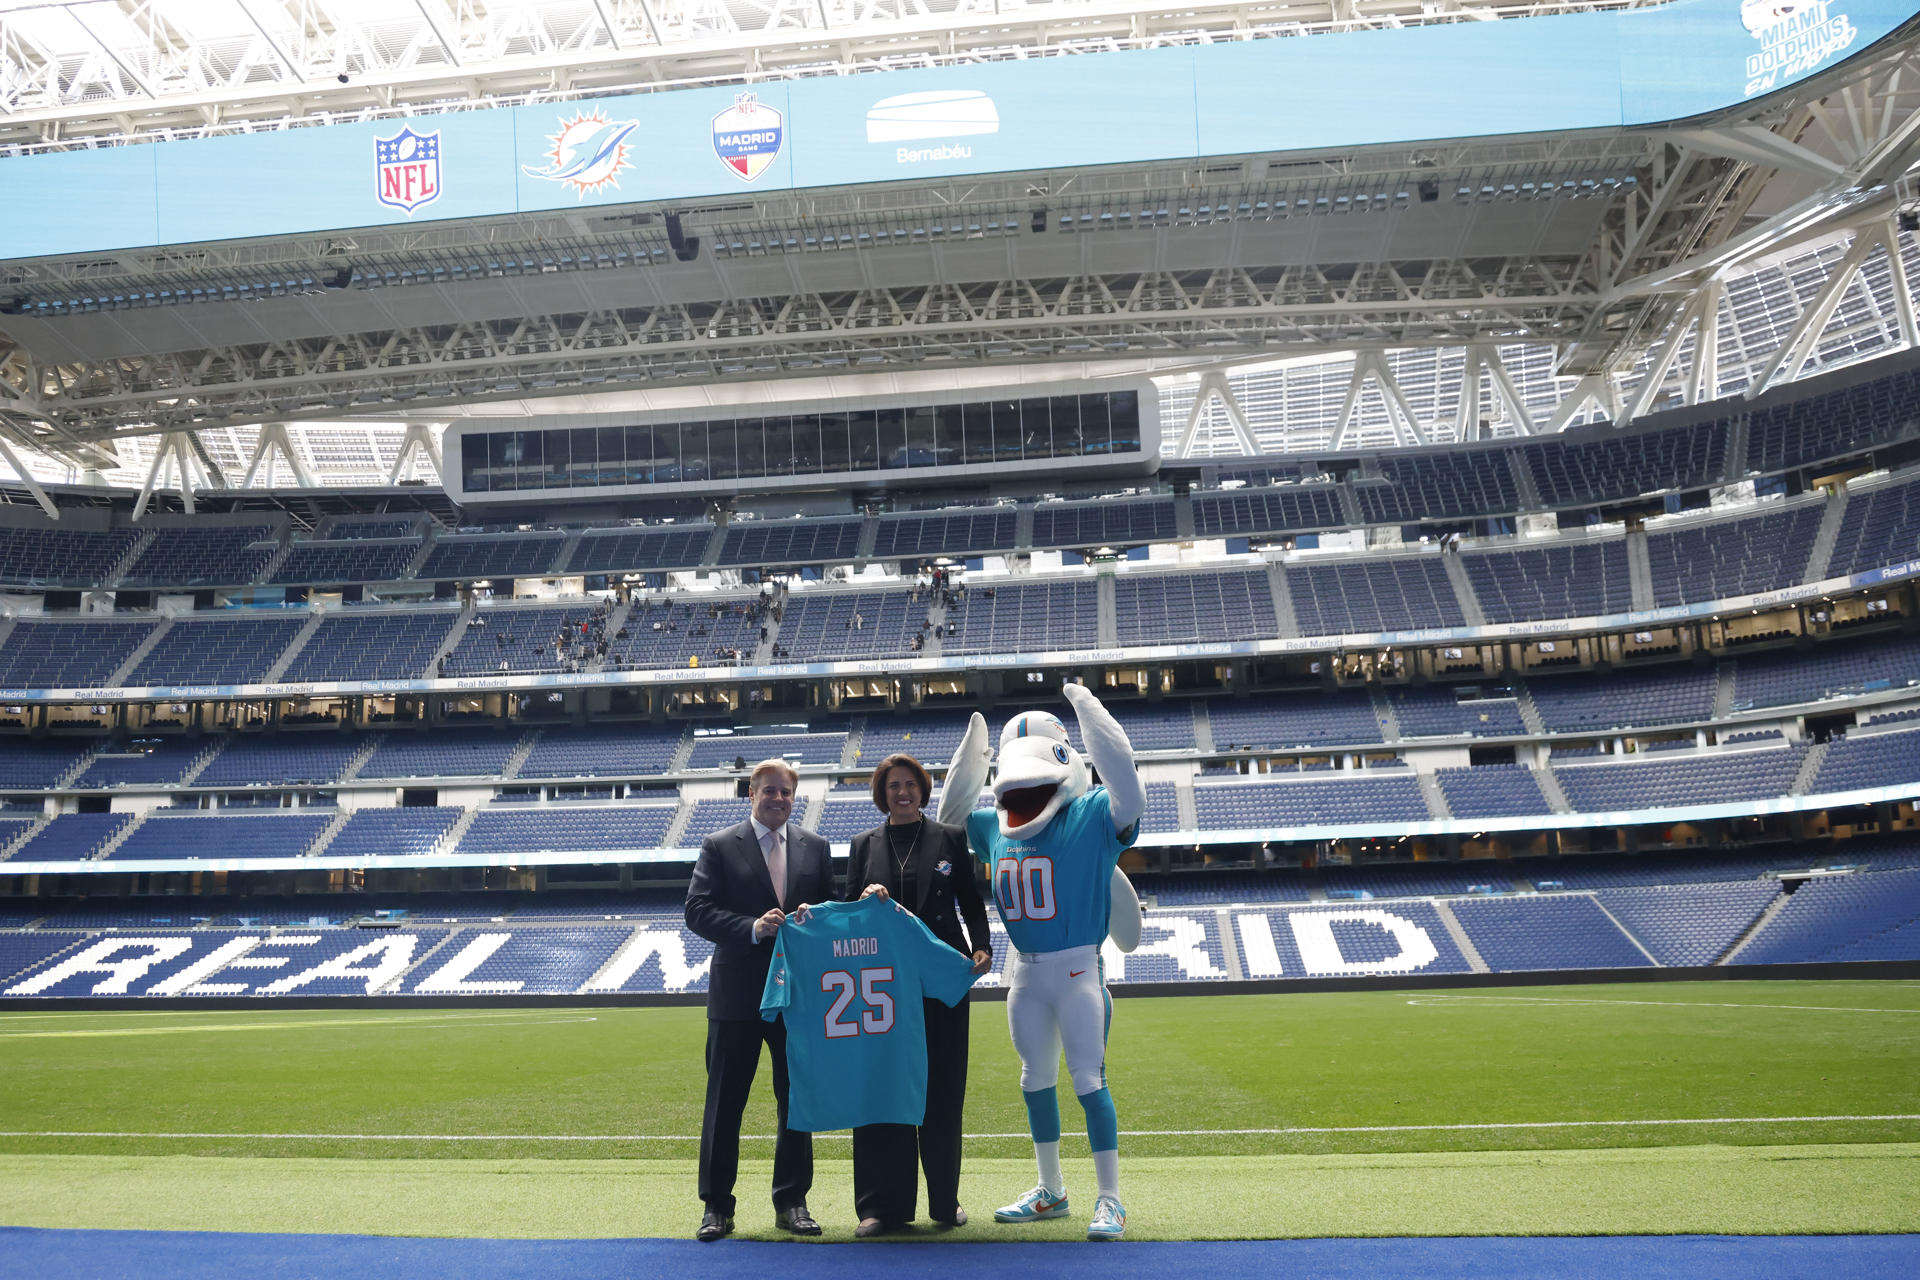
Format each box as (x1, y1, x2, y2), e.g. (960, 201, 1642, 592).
(523, 110, 641, 198)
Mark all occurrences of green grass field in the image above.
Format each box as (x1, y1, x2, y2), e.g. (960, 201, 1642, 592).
(2, 980, 1918, 1240)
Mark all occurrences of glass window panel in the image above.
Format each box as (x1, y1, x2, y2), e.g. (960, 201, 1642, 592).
(675, 421, 709, 484)
(488, 432, 515, 491)
(791, 414, 823, 474)
(1049, 396, 1084, 457)
(849, 409, 880, 472)
(957, 402, 991, 465)
(737, 416, 766, 478)
(876, 408, 907, 471)
(515, 431, 544, 489)
(543, 430, 570, 487)
(762, 416, 794, 477)
(1081, 393, 1113, 453)
(567, 429, 597, 487)
(707, 419, 740, 481)
(624, 425, 653, 485)
(901, 406, 938, 468)
(1109, 390, 1141, 452)
(817, 412, 852, 474)
(462, 434, 489, 493)
(594, 427, 624, 486)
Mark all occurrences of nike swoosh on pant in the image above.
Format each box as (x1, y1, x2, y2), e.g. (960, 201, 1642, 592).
(1070, 969, 1085, 977)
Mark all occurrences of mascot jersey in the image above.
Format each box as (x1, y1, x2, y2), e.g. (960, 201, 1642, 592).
(968, 786, 1133, 954)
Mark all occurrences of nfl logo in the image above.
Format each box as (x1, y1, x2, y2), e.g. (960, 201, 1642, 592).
(374, 127, 442, 214)
(711, 92, 783, 183)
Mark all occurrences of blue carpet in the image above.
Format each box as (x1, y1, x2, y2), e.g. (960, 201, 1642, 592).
(4, 1228, 1917, 1280)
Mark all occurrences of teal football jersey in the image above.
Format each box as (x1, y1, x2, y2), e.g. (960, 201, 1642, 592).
(967, 786, 1134, 954)
(759, 896, 979, 1133)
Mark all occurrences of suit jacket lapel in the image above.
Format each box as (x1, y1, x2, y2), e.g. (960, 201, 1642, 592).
(913, 822, 936, 913)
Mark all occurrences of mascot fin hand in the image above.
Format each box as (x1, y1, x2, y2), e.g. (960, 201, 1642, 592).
(1060, 681, 1145, 835)
(937, 711, 992, 830)
(1109, 865, 1142, 953)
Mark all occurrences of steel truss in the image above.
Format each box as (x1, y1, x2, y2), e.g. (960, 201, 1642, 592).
(0, 0, 1660, 151)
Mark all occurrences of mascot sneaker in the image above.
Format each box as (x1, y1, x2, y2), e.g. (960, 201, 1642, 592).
(1086, 1195, 1126, 1241)
(993, 1186, 1070, 1223)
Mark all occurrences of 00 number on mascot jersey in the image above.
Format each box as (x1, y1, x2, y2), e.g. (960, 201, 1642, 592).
(993, 855, 1057, 921)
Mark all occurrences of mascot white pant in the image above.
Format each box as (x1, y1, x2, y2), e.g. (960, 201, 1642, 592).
(939, 681, 1144, 1238)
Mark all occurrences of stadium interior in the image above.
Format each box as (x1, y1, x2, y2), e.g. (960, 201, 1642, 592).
(2, 0, 1920, 1002)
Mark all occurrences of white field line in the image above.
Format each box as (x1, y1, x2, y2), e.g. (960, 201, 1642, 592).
(1403, 995, 1920, 1015)
(3, 1115, 1918, 1143)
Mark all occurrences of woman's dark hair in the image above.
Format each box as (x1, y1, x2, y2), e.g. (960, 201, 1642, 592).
(870, 753, 932, 813)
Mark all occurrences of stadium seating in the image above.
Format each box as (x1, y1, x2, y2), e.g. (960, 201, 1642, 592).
(1388, 687, 1527, 738)
(418, 534, 568, 580)
(1287, 558, 1464, 636)
(0, 619, 160, 689)
(105, 811, 333, 861)
(1435, 764, 1552, 818)
(1114, 570, 1276, 645)
(0, 525, 142, 589)
(515, 725, 684, 779)
(271, 540, 421, 585)
(324, 806, 462, 859)
(1191, 487, 1345, 537)
(715, 517, 862, 567)
(0, 740, 98, 790)
(401, 926, 635, 994)
(565, 526, 714, 574)
(1448, 894, 1653, 970)
(606, 598, 762, 670)
(1031, 498, 1176, 548)
(357, 731, 526, 779)
(1746, 364, 1920, 475)
(71, 738, 216, 788)
(1528, 664, 1716, 732)
(458, 805, 677, 856)
(1592, 882, 1781, 967)
(1810, 725, 1920, 793)
(282, 610, 461, 683)
(872, 508, 1018, 559)
(1462, 539, 1634, 623)
(1550, 743, 1808, 812)
(776, 589, 927, 660)
(1520, 422, 1725, 509)
(119, 526, 278, 588)
(193, 734, 368, 788)
(128, 615, 308, 687)
(1209, 691, 1383, 749)
(944, 580, 1099, 654)
(1645, 504, 1823, 605)
(684, 732, 846, 770)
(1193, 774, 1430, 829)
(1732, 632, 1920, 710)
(442, 606, 602, 676)
(1735, 867, 1920, 963)
(1352, 452, 1517, 523)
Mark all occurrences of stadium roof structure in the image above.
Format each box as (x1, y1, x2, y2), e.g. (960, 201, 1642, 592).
(4, 0, 1920, 504)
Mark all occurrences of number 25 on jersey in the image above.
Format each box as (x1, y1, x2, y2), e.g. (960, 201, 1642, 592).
(821, 966, 895, 1038)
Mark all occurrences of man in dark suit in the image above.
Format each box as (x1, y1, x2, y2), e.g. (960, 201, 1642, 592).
(844, 753, 993, 1235)
(685, 757, 835, 1242)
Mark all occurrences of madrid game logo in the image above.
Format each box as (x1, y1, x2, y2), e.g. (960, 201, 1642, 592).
(374, 127, 442, 215)
(1742, 0, 1858, 97)
(522, 110, 641, 199)
(711, 91, 783, 183)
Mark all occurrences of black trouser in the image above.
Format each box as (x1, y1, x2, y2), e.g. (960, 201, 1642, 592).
(851, 995, 971, 1223)
(698, 1016, 813, 1217)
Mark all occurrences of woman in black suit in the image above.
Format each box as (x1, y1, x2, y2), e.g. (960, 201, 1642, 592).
(845, 752, 993, 1237)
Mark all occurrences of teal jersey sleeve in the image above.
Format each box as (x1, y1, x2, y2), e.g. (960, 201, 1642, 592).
(900, 906, 982, 1008)
(759, 926, 792, 1022)
(966, 806, 996, 865)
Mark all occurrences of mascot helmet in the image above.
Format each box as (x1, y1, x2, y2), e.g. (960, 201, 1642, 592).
(992, 709, 1090, 840)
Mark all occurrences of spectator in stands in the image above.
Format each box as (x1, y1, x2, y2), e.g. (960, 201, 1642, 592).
(685, 758, 834, 1243)
(843, 753, 992, 1237)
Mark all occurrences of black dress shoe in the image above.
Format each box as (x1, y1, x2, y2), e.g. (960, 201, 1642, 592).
(775, 1203, 822, 1236)
(932, 1206, 968, 1227)
(854, 1217, 887, 1239)
(696, 1210, 733, 1242)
